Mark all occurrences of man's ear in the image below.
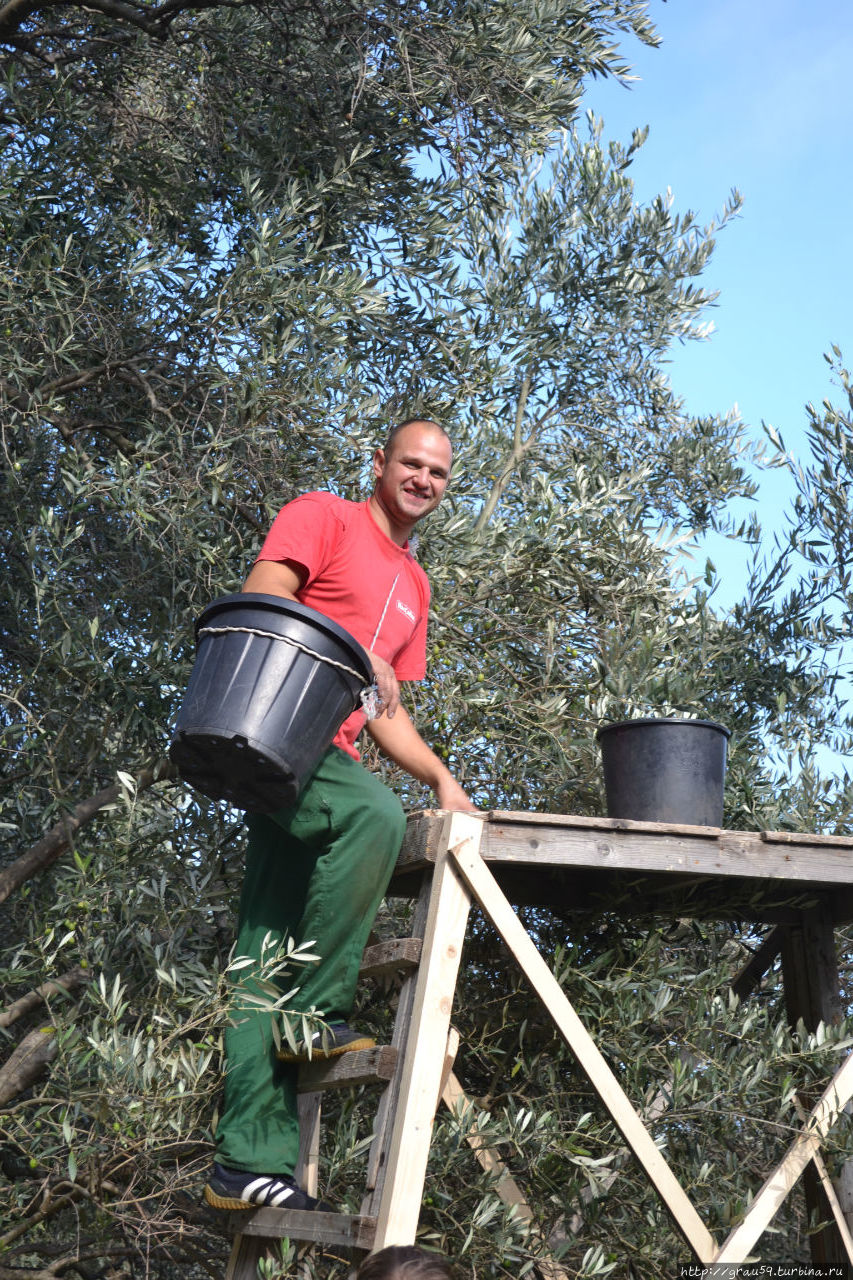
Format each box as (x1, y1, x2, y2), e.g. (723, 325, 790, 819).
(372, 447, 386, 481)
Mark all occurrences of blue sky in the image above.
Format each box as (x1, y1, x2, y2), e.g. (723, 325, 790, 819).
(586, 0, 853, 605)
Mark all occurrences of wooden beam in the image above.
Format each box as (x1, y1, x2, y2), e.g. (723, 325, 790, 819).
(297, 1046, 397, 1094)
(792, 1096, 853, 1264)
(731, 929, 782, 1000)
(781, 909, 843, 1033)
(295, 1092, 321, 1198)
(225, 1232, 270, 1280)
(371, 813, 482, 1251)
(363, 870, 436, 1203)
(359, 938, 422, 980)
(437, 1026, 460, 1113)
(224, 1208, 376, 1249)
(780, 908, 848, 1267)
(714, 1052, 853, 1263)
(449, 839, 718, 1264)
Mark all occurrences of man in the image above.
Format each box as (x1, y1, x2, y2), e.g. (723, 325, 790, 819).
(204, 418, 475, 1212)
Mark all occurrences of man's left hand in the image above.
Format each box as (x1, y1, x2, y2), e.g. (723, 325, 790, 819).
(434, 776, 481, 813)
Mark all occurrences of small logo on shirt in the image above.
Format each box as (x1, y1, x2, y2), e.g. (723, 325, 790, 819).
(396, 599, 416, 623)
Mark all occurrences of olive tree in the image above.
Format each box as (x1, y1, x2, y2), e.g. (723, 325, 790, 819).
(3, 0, 853, 1274)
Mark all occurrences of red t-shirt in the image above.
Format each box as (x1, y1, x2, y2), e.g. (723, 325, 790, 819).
(255, 492, 430, 759)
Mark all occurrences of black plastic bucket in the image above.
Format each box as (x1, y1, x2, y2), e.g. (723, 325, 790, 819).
(169, 593, 373, 813)
(596, 717, 731, 827)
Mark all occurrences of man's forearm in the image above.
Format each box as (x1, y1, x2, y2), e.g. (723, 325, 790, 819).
(366, 704, 450, 788)
(366, 705, 475, 811)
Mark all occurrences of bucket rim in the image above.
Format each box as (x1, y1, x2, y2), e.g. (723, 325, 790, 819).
(596, 716, 731, 741)
(194, 592, 373, 683)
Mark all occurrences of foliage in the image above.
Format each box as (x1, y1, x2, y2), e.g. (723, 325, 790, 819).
(3, 0, 853, 1274)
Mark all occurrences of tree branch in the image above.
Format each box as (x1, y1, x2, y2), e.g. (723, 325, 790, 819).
(474, 371, 535, 534)
(0, 1185, 88, 1250)
(0, 759, 174, 907)
(0, 1026, 58, 1108)
(0, 968, 89, 1030)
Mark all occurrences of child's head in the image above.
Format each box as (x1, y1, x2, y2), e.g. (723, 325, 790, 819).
(354, 1245, 456, 1280)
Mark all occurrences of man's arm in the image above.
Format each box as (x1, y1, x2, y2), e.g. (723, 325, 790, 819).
(242, 558, 305, 600)
(367, 704, 477, 812)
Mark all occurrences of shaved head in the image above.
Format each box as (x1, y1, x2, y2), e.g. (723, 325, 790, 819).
(383, 418, 451, 458)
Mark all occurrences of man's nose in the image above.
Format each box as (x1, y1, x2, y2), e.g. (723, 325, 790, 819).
(413, 467, 431, 488)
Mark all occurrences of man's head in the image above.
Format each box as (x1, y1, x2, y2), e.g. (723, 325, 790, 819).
(371, 418, 453, 543)
(381, 417, 452, 458)
(355, 1244, 456, 1280)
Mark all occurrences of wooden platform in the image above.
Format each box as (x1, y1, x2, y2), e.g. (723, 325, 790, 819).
(392, 810, 853, 922)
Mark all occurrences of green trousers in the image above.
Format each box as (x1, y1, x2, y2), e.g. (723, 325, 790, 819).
(215, 746, 406, 1175)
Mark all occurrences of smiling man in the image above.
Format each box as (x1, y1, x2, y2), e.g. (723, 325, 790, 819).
(205, 418, 475, 1213)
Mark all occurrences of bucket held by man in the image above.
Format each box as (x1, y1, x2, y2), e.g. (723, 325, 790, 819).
(169, 593, 374, 813)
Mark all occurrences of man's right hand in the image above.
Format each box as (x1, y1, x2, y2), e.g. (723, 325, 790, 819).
(366, 650, 400, 719)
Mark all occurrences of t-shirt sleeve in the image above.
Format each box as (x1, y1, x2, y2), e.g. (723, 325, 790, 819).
(255, 493, 342, 585)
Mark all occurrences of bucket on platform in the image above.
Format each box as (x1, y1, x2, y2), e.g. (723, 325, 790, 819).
(596, 716, 731, 827)
(169, 593, 374, 813)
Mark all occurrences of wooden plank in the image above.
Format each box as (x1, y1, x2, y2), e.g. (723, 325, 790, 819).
(763, 829, 853, 848)
(792, 1096, 853, 1264)
(362, 868, 437, 1202)
(295, 1092, 321, 1198)
(437, 1026, 460, 1113)
(359, 937, 422, 979)
(781, 913, 842, 1039)
(731, 929, 782, 1000)
(811, 1149, 853, 1263)
(403, 809, 725, 837)
(225, 1208, 376, 1249)
(780, 909, 848, 1267)
(714, 1052, 853, 1263)
(449, 839, 718, 1265)
(297, 1046, 397, 1094)
(371, 812, 482, 1250)
(396, 812, 853, 890)
(478, 821, 853, 889)
(443, 1070, 534, 1216)
(225, 1233, 269, 1280)
(487, 810, 723, 836)
(395, 812, 452, 869)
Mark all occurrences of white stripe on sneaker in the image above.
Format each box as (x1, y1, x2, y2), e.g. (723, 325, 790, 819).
(242, 1176, 296, 1207)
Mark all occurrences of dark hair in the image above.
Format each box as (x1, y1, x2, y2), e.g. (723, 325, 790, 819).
(354, 1244, 456, 1280)
(382, 418, 451, 456)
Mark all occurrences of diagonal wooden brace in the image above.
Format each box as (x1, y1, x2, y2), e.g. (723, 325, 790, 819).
(449, 838, 719, 1264)
(714, 1052, 853, 1263)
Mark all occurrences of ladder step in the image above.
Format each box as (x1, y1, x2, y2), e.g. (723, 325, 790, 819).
(297, 1045, 398, 1094)
(223, 1207, 376, 1249)
(359, 937, 422, 979)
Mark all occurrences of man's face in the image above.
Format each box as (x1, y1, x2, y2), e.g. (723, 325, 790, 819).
(372, 423, 452, 532)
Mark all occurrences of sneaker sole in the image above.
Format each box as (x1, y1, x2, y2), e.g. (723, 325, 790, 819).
(204, 1184, 256, 1211)
(276, 1034, 376, 1063)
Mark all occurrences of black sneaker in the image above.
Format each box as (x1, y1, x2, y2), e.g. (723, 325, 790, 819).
(277, 1021, 376, 1063)
(204, 1162, 333, 1211)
